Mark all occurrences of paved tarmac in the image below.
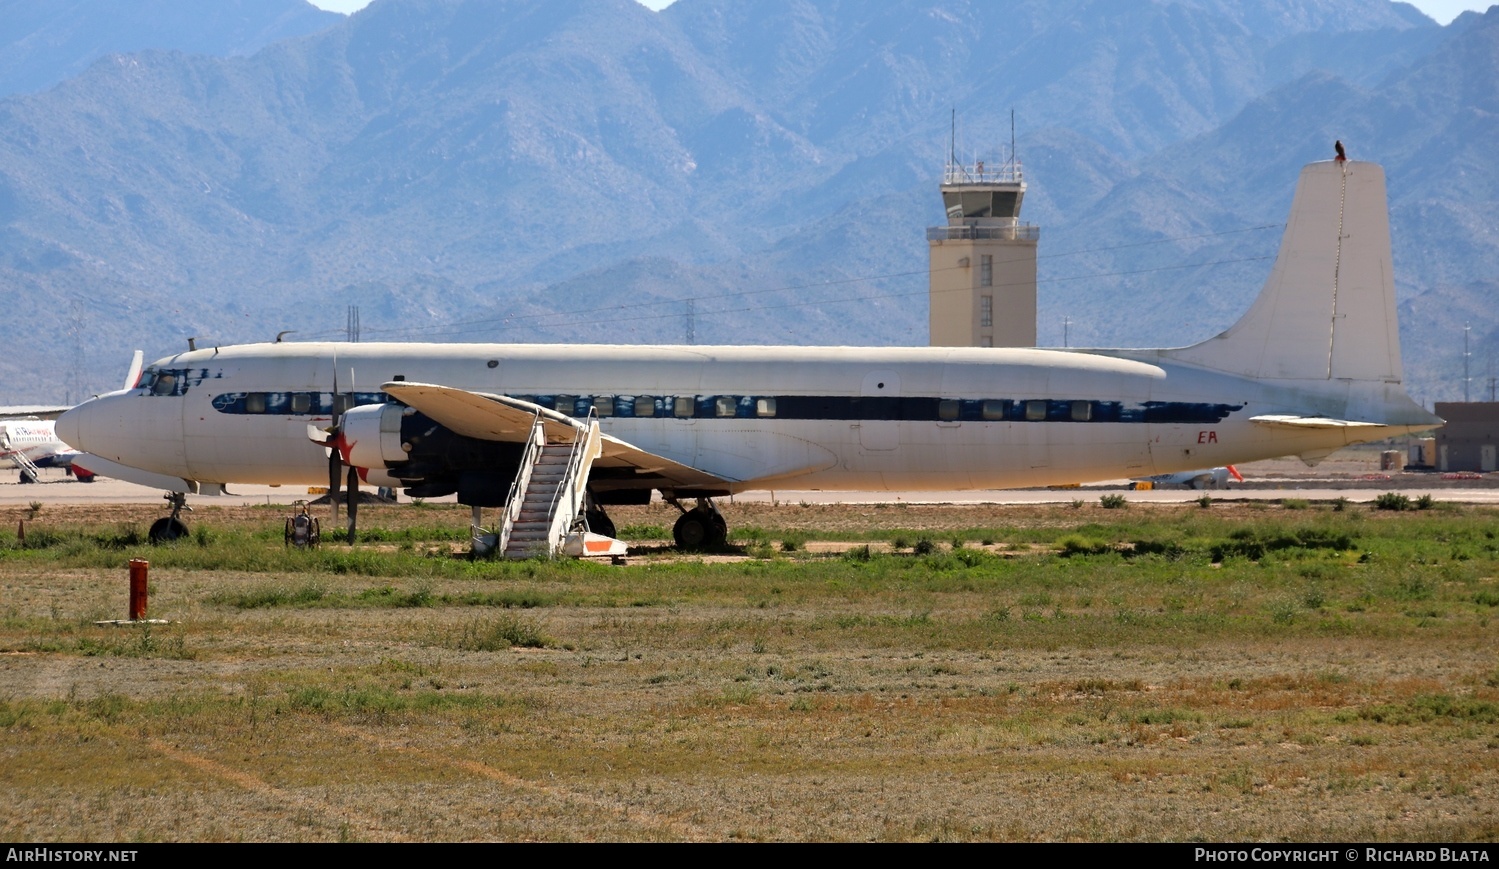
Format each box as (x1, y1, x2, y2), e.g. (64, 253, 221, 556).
(4, 468, 1497, 507)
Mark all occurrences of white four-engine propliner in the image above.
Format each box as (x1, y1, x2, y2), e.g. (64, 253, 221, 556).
(58, 160, 1442, 547)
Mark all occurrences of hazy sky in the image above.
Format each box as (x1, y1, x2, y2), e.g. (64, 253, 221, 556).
(311, 0, 1492, 25)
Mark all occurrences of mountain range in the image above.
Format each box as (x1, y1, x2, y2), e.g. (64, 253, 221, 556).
(0, 0, 1494, 407)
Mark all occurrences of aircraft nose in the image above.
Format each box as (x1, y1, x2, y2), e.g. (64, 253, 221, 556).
(55, 402, 88, 451)
(56, 396, 114, 454)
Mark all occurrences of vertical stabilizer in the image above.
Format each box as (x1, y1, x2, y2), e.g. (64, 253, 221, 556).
(1162, 160, 1401, 383)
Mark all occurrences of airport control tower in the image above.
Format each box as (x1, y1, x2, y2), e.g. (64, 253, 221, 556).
(927, 150, 1038, 347)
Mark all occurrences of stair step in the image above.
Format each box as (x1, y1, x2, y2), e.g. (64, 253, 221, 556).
(494, 421, 603, 559)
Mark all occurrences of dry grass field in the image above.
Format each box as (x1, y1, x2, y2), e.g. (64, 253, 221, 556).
(1, 496, 1496, 842)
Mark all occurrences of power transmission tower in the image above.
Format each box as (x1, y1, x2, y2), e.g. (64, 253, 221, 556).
(1463, 323, 1471, 402)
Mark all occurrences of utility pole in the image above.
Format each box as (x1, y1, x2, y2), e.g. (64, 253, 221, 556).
(346, 305, 361, 343)
(684, 298, 695, 345)
(1063, 316, 1071, 348)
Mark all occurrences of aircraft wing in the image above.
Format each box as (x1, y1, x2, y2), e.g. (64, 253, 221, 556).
(380, 382, 738, 491)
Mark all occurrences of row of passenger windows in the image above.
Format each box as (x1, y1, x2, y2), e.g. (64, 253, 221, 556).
(211, 392, 390, 415)
(507, 395, 1098, 422)
(209, 391, 1236, 424)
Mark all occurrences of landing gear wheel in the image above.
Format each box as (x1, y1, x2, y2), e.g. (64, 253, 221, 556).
(586, 509, 616, 539)
(673, 511, 709, 549)
(673, 508, 727, 550)
(149, 517, 189, 544)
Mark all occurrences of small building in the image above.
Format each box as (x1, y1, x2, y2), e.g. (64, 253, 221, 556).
(1433, 402, 1499, 472)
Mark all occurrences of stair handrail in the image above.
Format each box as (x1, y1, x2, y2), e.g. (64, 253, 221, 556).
(3, 431, 43, 480)
(16, 451, 41, 478)
(543, 408, 602, 551)
(495, 413, 546, 554)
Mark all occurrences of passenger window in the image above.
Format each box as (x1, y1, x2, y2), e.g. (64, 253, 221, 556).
(291, 393, 311, 414)
(592, 395, 613, 417)
(981, 399, 1007, 420)
(938, 400, 959, 421)
(1070, 400, 1092, 421)
(1025, 400, 1047, 421)
(674, 396, 694, 418)
(555, 395, 577, 415)
(634, 396, 656, 418)
(756, 398, 776, 418)
(245, 393, 267, 414)
(715, 397, 737, 418)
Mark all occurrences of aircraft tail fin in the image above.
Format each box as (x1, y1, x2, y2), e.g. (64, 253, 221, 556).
(1161, 160, 1401, 384)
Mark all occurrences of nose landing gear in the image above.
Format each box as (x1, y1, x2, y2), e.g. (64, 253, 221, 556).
(148, 492, 191, 544)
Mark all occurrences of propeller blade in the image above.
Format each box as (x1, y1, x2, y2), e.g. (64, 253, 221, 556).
(346, 465, 360, 544)
(327, 348, 342, 525)
(328, 442, 342, 525)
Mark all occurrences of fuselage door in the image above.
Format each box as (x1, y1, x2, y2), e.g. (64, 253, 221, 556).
(857, 370, 900, 451)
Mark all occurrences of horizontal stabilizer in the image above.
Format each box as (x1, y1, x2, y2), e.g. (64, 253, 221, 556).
(1249, 414, 1386, 430)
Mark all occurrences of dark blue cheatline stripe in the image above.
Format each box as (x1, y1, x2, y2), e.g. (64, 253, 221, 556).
(210, 390, 1242, 425)
(211, 392, 390, 416)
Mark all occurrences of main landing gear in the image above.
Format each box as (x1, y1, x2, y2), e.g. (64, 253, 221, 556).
(149, 492, 191, 544)
(667, 496, 728, 550)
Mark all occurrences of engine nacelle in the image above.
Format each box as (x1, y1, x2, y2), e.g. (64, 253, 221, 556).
(341, 403, 410, 471)
(335, 403, 526, 506)
(358, 468, 404, 488)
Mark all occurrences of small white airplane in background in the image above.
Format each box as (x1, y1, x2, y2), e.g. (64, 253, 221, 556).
(57, 159, 1442, 548)
(0, 353, 141, 484)
(1135, 465, 1243, 490)
(0, 418, 94, 483)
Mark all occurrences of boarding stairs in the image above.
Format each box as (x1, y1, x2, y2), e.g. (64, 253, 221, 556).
(476, 415, 625, 559)
(0, 431, 42, 483)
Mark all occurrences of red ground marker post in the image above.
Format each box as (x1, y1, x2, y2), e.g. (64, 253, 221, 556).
(128, 558, 149, 621)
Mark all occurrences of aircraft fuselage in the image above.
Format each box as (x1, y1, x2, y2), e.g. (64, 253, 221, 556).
(59, 341, 1420, 495)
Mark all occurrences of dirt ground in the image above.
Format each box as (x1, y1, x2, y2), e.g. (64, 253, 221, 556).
(2, 491, 1497, 841)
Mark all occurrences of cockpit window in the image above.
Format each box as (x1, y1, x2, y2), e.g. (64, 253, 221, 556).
(140, 367, 195, 397)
